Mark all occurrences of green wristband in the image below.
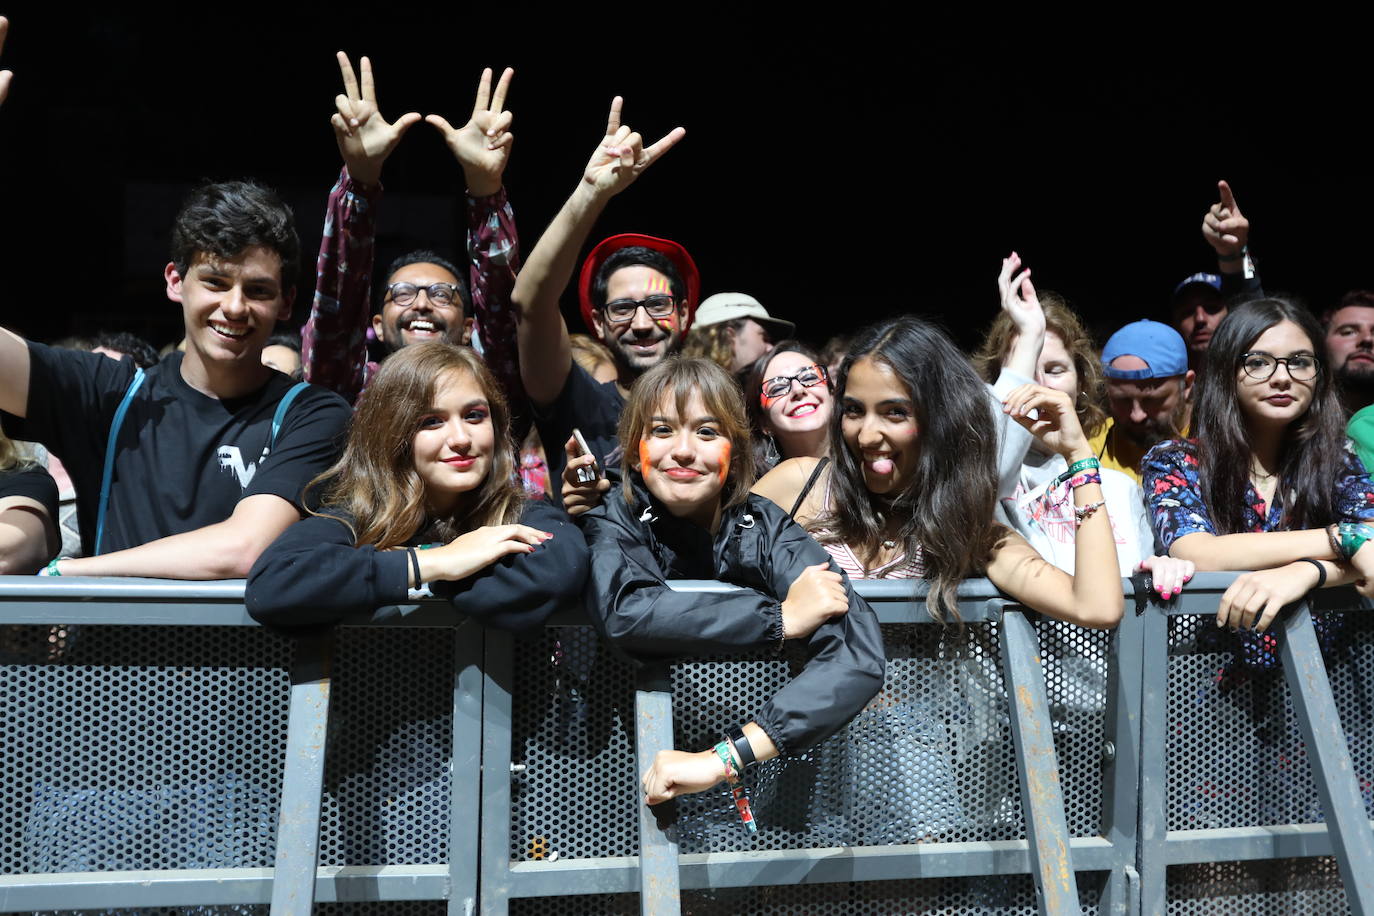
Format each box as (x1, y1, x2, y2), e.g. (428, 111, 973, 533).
(1338, 522, 1374, 561)
(1056, 457, 1101, 486)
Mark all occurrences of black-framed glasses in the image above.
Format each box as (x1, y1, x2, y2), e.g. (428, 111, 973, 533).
(386, 282, 461, 308)
(1239, 351, 1320, 381)
(761, 364, 829, 404)
(601, 295, 677, 324)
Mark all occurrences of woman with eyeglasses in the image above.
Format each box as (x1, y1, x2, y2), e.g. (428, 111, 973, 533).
(1142, 298, 1374, 673)
(743, 342, 833, 475)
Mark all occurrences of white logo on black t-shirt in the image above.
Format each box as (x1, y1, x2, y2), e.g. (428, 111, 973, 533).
(217, 446, 257, 488)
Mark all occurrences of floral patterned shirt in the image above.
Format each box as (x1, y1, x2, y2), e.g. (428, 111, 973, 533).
(1142, 437, 1374, 675)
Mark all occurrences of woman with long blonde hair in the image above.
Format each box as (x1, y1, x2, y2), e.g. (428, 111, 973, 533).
(247, 343, 587, 627)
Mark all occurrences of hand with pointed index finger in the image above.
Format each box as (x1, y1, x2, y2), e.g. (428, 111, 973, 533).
(581, 96, 686, 199)
(0, 17, 12, 107)
(1201, 179, 1249, 261)
(330, 52, 421, 187)
(425, 67, 515, 198)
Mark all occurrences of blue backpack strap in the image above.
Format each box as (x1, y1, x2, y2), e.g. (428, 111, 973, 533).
(94, 368, 146, 556)
(267, 381, 310, 453)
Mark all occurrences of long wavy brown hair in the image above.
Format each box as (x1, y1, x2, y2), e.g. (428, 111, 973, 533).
(816, 316, 1004, 625)
(972, 292, 1109, 440)
(310, 343, 523, 548)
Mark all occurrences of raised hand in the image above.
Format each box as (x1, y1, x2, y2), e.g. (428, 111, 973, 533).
(425, 67, 514, 198)
(997, 251, 1045, 338)
(330, 52, 421, 187)
(418, 524, 552, 583)
(0, 17, 12, 107)
(780, 562, 849, 638)
(1002, 384, 1090, 460)
(1201, 180, 1249, 262)
(581, 97, 686, 198)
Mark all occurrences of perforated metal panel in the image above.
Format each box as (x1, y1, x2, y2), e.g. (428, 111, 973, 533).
(510, 873, 1109, 914)
(1167, 858, 1347, 914)
(0, 625, 290, 874)
(1166, 613, 1374, 832)
(509, 619, 1109, 864)
(318, 627, 455, 866)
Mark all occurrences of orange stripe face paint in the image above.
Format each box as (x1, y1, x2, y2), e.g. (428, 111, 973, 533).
(639, 439, 652, 474)
(716, 440, 731, 485)
(645, 274, 673, 296)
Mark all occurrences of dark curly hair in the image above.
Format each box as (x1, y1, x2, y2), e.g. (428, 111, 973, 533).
(171, 180, 300, 288)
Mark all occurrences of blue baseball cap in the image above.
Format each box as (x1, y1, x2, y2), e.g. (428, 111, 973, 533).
(1102, 320, 1189, 380)
(1173, 272, 1222, 298)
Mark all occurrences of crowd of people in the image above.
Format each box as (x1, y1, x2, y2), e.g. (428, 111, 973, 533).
(4, 19, 1374, 824)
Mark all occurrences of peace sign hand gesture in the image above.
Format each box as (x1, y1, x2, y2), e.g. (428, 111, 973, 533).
(425, 67, 514, 198)
(330, 52, 421, 187)
(1201, 179, 1249, 263)
(581, 97, 686, 199)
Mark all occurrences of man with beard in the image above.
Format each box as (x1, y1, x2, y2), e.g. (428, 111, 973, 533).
(1088, 320, 1194, 483)
(512, 97, 689, 501)
(1173, 181, 1263, 373)
(302, 55, 522, 409)
(1323, 290, 1374, 415)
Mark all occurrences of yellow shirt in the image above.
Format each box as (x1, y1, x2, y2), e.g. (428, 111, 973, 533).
(1086, 421, 1147, 484)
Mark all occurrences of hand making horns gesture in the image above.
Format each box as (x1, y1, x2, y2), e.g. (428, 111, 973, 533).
(330, 52, 422, 187)
(582, 96, 686, 198)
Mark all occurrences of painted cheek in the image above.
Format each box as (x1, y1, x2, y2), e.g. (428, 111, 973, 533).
(639, 439, 652, 474)
(655, 314, 678, 333)
(717, 441, 731, 485)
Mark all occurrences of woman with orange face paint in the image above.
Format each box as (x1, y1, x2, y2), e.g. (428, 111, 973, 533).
(579, 357, 885, 819)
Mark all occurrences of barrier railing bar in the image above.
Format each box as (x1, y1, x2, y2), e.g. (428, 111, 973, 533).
(998, 607, 1081, 916)
(1165, 822, 1374, 864)
(498, 837, 1121, 896)
(1100, 581, 1144, 916)
(1280, 602, 1374, 914)
(269, 632, 333, 916)
(634, 665, 681, 915)
(448, 619, 486, 916)
(0, 866, 450, 910)
(479, 627, 517, 916)
(1133, 590, 1171, 916)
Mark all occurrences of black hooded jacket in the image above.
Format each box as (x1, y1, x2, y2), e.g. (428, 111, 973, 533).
(581, 482, 885, 754)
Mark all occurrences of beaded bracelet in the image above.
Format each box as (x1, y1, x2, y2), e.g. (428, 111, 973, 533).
(1074, 500, 1106, 526)
(1327, 524, 1344, 560)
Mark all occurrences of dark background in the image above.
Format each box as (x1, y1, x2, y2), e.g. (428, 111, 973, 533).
(0, 13, 1369, 352)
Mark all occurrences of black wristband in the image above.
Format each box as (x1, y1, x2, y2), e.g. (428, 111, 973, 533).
(408, 548, 422, 589)
(728, 727, 756, 768)
(1297, 557, 1327, 591)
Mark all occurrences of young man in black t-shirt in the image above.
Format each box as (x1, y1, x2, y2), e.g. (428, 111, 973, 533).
(0, 180, 350, 579)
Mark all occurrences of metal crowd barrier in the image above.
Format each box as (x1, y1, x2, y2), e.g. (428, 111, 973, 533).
(0, 574, 1369, 915)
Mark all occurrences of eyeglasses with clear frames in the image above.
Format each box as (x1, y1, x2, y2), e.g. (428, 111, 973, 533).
(1239, 351, 1320, 381)
(386, 282, 461, 308)
(760, 364, 830, 406)
(601, 295, 678, 325)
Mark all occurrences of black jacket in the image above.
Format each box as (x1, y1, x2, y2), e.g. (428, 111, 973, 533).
(581, 483, 885, 754)
(246, 499, 587, 631)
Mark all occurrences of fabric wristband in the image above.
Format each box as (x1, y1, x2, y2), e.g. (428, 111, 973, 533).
(1055, 457, 1101, 486)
